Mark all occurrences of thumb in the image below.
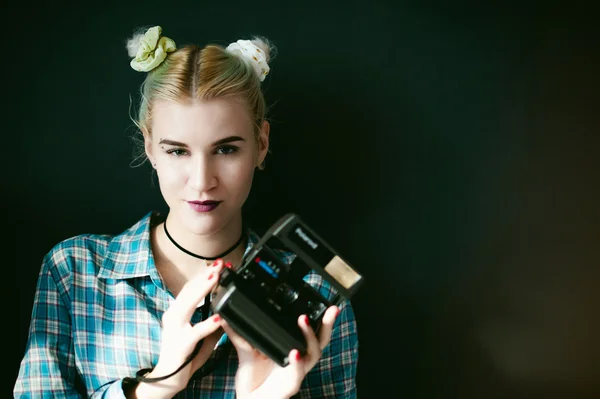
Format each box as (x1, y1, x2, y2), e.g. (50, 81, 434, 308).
(221, 319, 253, 352)
(190, 329, 223, 372)
(258, 349, 304, 398)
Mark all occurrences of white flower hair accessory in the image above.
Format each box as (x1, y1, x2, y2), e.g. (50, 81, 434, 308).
(226, 39, 270, 82)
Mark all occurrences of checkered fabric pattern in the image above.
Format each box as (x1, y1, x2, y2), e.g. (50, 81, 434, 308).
(14, 211, 359, 398)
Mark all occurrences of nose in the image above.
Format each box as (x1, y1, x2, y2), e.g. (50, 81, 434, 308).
(188, 155, 217, 192)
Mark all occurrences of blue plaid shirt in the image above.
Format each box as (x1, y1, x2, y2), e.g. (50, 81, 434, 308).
(14, 211, 359, 398)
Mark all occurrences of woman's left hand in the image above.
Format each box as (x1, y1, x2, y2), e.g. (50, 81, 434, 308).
(220, 305, 340, 399)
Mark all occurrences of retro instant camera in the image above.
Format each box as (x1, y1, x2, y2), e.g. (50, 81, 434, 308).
(211, 213, 364, 367)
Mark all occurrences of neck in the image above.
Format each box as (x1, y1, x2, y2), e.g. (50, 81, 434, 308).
(157, 213, 246, 270)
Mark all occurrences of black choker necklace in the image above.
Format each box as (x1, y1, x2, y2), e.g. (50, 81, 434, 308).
(163, 220, 245, 261)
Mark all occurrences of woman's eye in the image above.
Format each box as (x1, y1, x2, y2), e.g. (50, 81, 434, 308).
(216, 146, 238, 155)
(166, 148, 187, 156)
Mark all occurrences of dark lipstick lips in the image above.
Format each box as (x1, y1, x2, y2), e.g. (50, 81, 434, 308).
(189, 200, 220, 205)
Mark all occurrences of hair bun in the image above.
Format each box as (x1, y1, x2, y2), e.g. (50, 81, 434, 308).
(226, 36, 275, 82)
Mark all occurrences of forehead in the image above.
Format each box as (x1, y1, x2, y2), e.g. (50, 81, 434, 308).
(151, 98, 254, 141)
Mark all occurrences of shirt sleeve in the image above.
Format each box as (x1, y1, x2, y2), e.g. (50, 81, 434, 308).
(13, 250, 127, 398)
(298, 299, 359, 398)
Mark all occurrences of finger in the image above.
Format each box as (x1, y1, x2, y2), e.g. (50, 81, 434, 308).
(261, 349, 304, 397)
(297, 314, 321, 360)
(317, 305, 340, 351)
(169, 264, 223, 322)
(190, 314, 223, 343)
(287, 349, 305, 376)
(178, 260, 223, 306)
(220, 319, 254, 352)
(191, 327, 225, 372)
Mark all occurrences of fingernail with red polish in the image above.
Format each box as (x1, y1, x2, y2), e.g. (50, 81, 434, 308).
(212, 259, 222, 267)
(208, 273, 215, 280)
(224, 262, 233, 269)
(294, 350, 301, 361)
(212, 314, 221, 322)
(302, 315, 310, 326)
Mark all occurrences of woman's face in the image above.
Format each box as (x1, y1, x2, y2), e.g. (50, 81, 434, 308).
(145, 97, 269, 236)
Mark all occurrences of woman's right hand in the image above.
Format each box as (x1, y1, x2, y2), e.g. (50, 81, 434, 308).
(133, 260, 225, 398)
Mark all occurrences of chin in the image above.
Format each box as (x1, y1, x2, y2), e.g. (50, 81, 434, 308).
(179, 204, 238, 236)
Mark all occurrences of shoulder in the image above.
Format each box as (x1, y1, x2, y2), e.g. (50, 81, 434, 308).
(40, 211, 155, 280)
(33, 232, 115, 304)
(43, 233, 112, 273)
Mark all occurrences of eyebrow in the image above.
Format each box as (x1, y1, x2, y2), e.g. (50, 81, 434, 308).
(213, 136, 246, 146)
(158, 136, 246, 147)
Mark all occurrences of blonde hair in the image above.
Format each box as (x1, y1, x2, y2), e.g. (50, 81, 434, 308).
(126, 31, 275, 165)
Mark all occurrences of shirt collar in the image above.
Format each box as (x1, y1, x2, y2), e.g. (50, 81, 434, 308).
(98, 211, 263, 280)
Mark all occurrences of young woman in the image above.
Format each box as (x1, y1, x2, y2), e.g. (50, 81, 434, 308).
(14, 26, 359, 398)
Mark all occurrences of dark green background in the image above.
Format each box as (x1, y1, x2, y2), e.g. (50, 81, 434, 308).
(6, 1, 599, 398)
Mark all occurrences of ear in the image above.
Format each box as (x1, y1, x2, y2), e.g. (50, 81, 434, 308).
(257, 120, 270, 167)
(143, 131, 156, 167)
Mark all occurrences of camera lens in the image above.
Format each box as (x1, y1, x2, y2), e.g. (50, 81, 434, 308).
(276, 283, 298, 304)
